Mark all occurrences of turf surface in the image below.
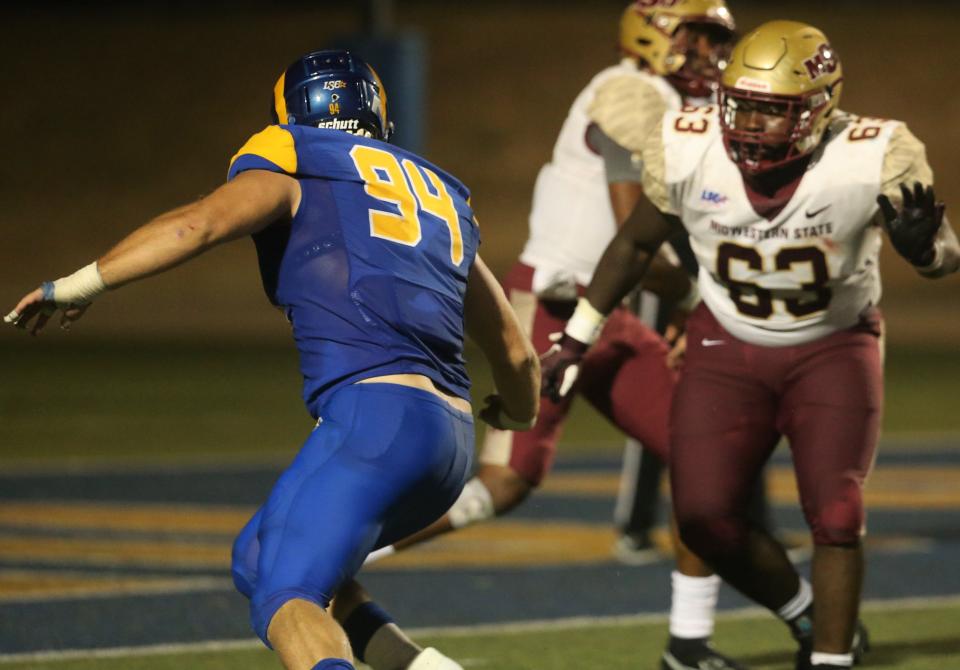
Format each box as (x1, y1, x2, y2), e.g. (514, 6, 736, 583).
(2, 340, 958, 669)
(3, 602, 959, 669)
(2, 340, 959, 465)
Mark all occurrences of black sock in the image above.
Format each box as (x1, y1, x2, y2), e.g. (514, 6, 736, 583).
(341, 601, 394, 663)
(788, 603, 814, 641)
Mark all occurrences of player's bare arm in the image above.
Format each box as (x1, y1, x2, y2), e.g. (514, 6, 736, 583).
(929, 213, 960, 276)
(608, 180, 691, 304)
(464, 254, 540, 429)
(5, 170, 299, 335)
(584, 195, 681, 316)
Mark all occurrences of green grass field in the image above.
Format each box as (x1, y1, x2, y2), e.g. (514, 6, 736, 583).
(2, 339, 959, 669)
(3, 601, 959, 669)
(2, 339, 959, 465)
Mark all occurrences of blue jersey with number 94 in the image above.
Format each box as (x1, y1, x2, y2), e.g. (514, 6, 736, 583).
(228, 125, 480, 418)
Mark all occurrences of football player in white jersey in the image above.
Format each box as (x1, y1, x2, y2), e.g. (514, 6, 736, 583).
(364, 3, 752, 670)
(543, 20, 959, 670)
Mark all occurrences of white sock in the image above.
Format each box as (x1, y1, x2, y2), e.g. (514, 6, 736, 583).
(811, 651, 853, 667)
(669, 571, 720, 639)
(363, 545, 396, 566)
(407, 647, 464, 670)
(777, 577, 813, 621)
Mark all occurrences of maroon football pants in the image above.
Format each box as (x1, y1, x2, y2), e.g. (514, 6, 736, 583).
(670, 304, 883, 553)
(480, 262, 676, 485)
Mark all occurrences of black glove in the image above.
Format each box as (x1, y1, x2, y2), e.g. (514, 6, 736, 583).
(540, 332, 589, 403)
(877, 182, 944, 266)
(478, 394, 535, 431)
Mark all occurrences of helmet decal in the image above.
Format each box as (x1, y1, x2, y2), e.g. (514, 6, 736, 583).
(272, 49, 392, 141)
(803, 44, 840, 81)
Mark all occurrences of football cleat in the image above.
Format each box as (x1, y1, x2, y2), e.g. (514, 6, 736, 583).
(271, 49, 392, 141)
(661, 640, 749, 670)
(794, 620, 870, 670)
(719, 21, 843, 173)
(851, 622, 871, 665)
(612, 532, 665, 566)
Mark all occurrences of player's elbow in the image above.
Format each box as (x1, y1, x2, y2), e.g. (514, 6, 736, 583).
(525, 350, 541, 400)
(163, 204, 220, 251)
(644, 258, 690, 303)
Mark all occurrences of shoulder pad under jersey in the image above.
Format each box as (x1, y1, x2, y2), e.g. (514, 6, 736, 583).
(589, 73, 671, 153)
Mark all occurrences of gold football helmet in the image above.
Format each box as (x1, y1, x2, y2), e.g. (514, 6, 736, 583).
(719, 20, 844, 173)
(619, 0, 736, 97)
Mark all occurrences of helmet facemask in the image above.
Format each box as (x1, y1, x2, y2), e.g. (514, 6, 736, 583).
(718, 20, 844, 175)
(619, 1, 736, 98)
(720, 84, 838, 174)
(665, 22, 735, 99)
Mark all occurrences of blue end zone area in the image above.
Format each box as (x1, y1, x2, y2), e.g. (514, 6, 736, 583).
(2, 446, 960, 655)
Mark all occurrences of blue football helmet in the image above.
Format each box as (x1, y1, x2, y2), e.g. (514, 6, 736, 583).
(271, 49, 392, 141)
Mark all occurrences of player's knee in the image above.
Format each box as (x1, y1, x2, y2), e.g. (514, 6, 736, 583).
(676, 511, 747, 561)
(446, 477, 497, 528)
(478, 466, 535, 515)
(252, 588, 330, 645)
(808, 486, 865, 546)
(446, 469, 534, 529)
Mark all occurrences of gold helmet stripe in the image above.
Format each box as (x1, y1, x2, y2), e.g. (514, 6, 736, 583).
(366, 64, 388, 132)
(273, 72, 288, 124)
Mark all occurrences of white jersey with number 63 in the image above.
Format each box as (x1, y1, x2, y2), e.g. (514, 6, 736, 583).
(639, 105, 933, 347)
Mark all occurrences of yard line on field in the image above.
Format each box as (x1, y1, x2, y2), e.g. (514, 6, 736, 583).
(408, 593, 960, 638)
(2, 433, 958, 475)
(0, 574, 234, 603)
(0, 454, 290, 477)
(0, 639, 263, 664)
(4, 593, 960, 664)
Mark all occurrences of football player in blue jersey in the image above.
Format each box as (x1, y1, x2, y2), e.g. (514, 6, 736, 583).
(5, 50, 540, 670)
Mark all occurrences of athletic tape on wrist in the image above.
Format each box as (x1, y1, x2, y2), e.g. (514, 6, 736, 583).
(49, 262, 106, 305)
(563, 297, 606, 345)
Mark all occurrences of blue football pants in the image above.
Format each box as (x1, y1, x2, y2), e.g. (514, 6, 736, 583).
(230, 382, 474, 644)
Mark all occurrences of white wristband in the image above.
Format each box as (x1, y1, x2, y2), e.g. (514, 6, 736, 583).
(916, 239, 944, 276)
(43, 262, 106, 305)
(563, 297, 606, 345)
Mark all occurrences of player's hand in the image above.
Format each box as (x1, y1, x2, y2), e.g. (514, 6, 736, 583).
(662, 302, 691, 370)
(877, 182, 944, 266)
(667, 333, 687, 370)
(478, 394, 536, 431)
(540, 332, 589, 403)
(5, 286, 91, 336)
